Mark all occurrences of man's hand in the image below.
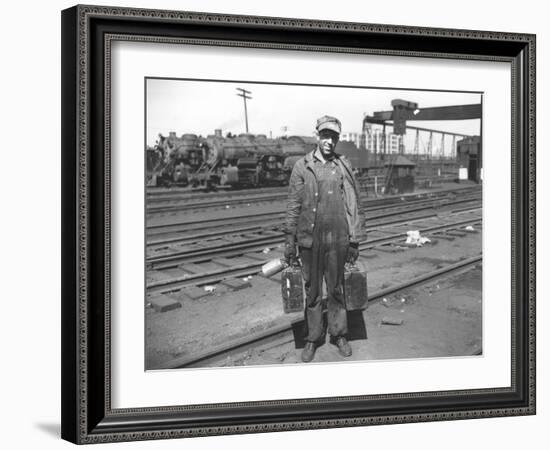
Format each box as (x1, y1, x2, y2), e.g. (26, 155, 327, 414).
(346, 242, 359, 264)
(284, 234, 297, 264)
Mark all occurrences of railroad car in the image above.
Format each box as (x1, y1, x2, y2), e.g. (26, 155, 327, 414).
(150, 131, 364, 188)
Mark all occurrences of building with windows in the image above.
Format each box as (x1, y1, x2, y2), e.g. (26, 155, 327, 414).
(341, 126, 403, 156)
(364, 125, 402, 155)
(340, 131, 366, 150)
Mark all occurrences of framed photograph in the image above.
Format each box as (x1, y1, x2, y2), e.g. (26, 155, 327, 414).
(61, 4, 536, 444)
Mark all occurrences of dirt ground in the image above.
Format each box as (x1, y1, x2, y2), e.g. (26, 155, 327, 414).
(145, 227, 482, 369)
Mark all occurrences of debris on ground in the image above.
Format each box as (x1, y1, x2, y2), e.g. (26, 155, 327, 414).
(381, 317, 404, 326)
(204, 285, 216, 293)
(221, 278, 252, 291)
(406, 230, 431, 246)
(150, 295, 182, 313)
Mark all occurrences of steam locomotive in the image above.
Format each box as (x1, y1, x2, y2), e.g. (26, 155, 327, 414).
(147, 130, 369, 188)
(148, 130, 327, 188)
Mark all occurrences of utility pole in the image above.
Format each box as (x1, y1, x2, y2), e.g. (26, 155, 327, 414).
(452, 135, 457, 160)
(236, 88, 252, 133)
(414, 129, 420, 161)
(382, 124, 387, 161)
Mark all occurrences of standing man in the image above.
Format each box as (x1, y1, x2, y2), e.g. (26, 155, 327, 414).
(284, 115, 364, 363)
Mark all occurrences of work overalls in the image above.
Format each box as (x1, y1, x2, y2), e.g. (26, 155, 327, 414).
(300, 157, 349, 343)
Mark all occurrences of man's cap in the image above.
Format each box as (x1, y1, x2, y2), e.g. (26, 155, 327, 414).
(316, 115, 341, 134)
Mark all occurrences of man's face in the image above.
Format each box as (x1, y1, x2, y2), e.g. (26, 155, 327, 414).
(317, 129, 340, 157)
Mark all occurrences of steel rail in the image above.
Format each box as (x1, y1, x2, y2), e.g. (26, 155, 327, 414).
(147, 193, 289, 213)
(146, 178, 477, 200)
(157, 254, 482, 369)
(146, 196, 481, 257)
(146, 185, 481, 217)
(146, 215, 482, 293)
(147, 184, 468, 213)
(146, 192, 481, 241)
(147, 207, 481, 268)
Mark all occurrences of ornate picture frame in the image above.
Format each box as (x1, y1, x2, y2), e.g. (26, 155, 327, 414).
(61, 5, 535, 444)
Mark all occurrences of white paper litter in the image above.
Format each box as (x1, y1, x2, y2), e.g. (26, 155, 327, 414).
(405, 230, 431, 246)
(204, 285, 216, 292)
(262, 247, 271, 254)
(465, 225, 475, 231)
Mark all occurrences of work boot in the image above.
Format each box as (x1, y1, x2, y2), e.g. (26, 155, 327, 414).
(335, 336, 352, 357)
(301, 342, 317, 363)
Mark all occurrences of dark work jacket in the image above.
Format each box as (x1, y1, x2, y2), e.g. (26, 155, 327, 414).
(284, 150, 365, 248)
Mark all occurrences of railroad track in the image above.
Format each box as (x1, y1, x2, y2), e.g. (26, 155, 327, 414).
(146, 184, 481, 216)
(146, 185, 286, 201)
(146, 198, 482, 265)
(146, 193, 481, 254)
(147, 191, 288, 214)
(157, 254, 482, 369)
(146, 209, 482, 294)
(146, 186, 482, 238)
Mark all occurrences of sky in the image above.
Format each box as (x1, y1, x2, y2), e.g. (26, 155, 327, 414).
(146, 78, 482, 155)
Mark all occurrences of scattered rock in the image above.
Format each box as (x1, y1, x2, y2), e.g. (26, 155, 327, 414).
(381, 317, 404, 326)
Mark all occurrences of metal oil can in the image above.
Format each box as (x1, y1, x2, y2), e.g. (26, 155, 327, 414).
(281, 264, 304, 314)
(344, 262, 368, 311)
(262, 258, 286, 277)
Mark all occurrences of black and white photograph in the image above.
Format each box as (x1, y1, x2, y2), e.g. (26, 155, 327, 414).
(144, 79, 483, 370)
(53, 1, 538, 446)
